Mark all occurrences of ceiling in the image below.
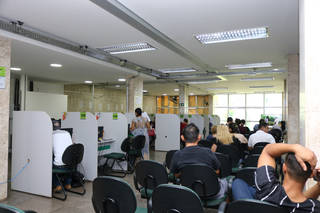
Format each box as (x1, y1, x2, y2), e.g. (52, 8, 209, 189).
(0, 0, 298, 95)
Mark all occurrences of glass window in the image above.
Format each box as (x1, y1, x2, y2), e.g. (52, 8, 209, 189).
(213, 108, 228, 123)
(229, 94, 245, 107)
(228, 108, 245, 120)
(264, 108, 282, 120)
(246, 94, 263, 107)
(246, 122, 257, 131)
(246, 108, 264, 121)
(265, 93, 282, 107)
(213, 94, 228, 107)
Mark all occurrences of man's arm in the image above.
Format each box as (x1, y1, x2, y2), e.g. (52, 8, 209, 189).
(304, 182, 320, 199)
(258, 143, 317, 170)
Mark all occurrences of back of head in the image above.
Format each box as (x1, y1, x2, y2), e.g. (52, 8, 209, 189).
(227, 117, 233, 123)
(135, 108, 142, 116)
(211, 125, 217, 135)
(240, 119, 246, 125)
(216, 125, 233, 144)
(228, 123, 240, 134)
(258, 119, 268, 129)
(183, 118, 188, 123)
(235, 118, 241, 126)
(182, 123, 200, 143)
(285, 153, 312, 182)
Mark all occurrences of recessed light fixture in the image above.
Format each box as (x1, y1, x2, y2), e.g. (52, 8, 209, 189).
(10, 67, 22, 71)
(241, 77, 274, 81)
(159, 68, 197, 73)
(226, 62, 272, 70)
(143, 90, 148, 93)
(273, 68, 279, 71)
(195, 27, 269, 44)
(115, 85, 121, 88)
(84, 80, 93, 84)
(100, 42, 156, 54)
(249, 85, 274, 88)
(50, 63, 62, 68)
(188, 80, 220, 84)
(162, 93, 167, 96)
(207, 87, 228, 91)
(118, 78, 126, 82)
(174, 88, 179, 92)
(189, 93, 194, 95)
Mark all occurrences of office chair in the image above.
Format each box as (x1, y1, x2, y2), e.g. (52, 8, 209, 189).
(163, 150, 178, 182)
(134, 160, 168, 201)
(149, 184, 204, 213)
(251, 142, 269, 155)
(215, 153, 232, 179)
(0, 204, 36, 213)
(216, 144, 241, 173)
(235, 167, 257, 187)
(242, 154, 260, 168)
(92, 176, 147, 213)
(52, 143, 86, 201)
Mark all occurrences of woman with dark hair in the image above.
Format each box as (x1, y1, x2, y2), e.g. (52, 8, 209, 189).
(130, 108, 150, 159)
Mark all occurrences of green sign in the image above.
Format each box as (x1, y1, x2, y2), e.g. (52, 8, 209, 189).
(188, 114, 192, 118)
(80, 112, 86, 120)
(180, 114, 184, 118)
(113, 113, 118, 120)
(0, 67, 6, 77)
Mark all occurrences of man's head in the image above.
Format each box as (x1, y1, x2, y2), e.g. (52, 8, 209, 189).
(135, 108, 142, 117)
(227, 117, 233, 124)
(283, 153, 312, 183)
(240, 119, 246, 125)
(183, 118, 188, 123)
(258, 119, 268, 132)
(181, 123, 201, 144)
(228, 122, 239, 134)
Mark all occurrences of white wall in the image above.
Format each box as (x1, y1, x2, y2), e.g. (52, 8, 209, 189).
(33, 81, 64, 94)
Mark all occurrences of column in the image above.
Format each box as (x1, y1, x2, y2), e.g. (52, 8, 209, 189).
(299, 0, 320, 159)
(19, 74, 27, 111)
(208, 95, 213, 115)
(286, 54, 299, 144)
(179, 84, 188, 114)
(0, 36, 11, 200)
(127, 77, 143, 112)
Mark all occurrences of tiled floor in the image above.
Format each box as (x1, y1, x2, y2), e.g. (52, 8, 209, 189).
(1, 150, 217, 213)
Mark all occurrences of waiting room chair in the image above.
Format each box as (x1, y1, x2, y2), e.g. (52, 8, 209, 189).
(92, 176, 147, 213)
(52, 143, 86, 201)
(149, 184, 204, 213)
(0, 204, 36, 213)
(163, 150, 178, 182)
(218, 199, 289, 213)
(235, 167, 257, 187)
(134, 160, 169, 201)
(269, 128, 283, 143)
(179, 164, 227, 208)
(215, 153, 232, 178)
(216, 144, 241, 173)
(251, 142, 269, 155)
(242, 154, 260, 168)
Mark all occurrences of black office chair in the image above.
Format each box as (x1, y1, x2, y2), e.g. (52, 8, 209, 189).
(163, 150, 178, 182)
(216, 144, 241, 173)
(0, 204, 36, 213)
(52, 143, 86, 201)
(218, 199, 289, 213)
(235, 167, 257, 187)
(150, 184, 204, 213)
(92, 176, 147, 213)
(215, 153, 232, 178)
(179, 164, 227, 208)
(251, 142, 269, 154)
(242, 154, 260, 168)
(269, 129, 283, 143)
(134, 160, 169, 201)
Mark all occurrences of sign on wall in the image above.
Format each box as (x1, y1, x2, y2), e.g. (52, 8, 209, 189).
(0, 67, 6, 89)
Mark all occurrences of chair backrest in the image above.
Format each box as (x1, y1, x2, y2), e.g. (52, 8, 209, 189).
(132, 135, 146, 150)
(92, 176, 137, 213)
(251, 142, 269, 154)
(269, 129, 282, 142)
(235, 167, 257, 187)
(226, 199, 289, 213)
(216, 144, 241, 167)
(152, 184, 204, 213)
(120, 137, 132, 153)
(0, 204, 27, 213)
(164, 150, 178, 170)
(135, 160, 168, 190)
(180, 164, 220, 199)
(215, 152, 232, 178)
(242, 154, 260, 168)
(62, 143, 84, 168)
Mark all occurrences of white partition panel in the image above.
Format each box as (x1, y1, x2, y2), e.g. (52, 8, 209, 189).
(12, 111, 53, 197)
(125, 112, 135, 125)
(62, 112, 97, 181)
(155, 114, 180, 151)
(180, 115, 205, 137)
(209, 115, 221, 125)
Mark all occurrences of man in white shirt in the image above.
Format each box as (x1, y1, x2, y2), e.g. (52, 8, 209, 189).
(248, 121, 275, 148)
(142, 111, 151, 122)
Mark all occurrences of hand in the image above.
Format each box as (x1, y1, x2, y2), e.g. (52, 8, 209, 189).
(294, 144, 317, 171)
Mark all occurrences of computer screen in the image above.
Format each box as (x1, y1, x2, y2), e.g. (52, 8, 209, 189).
(98, 126, 104, 140)
(52, 119, 61, 130)
(60, 128, 73, 137)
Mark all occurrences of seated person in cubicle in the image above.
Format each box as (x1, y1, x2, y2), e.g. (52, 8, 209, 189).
(170, 123, 228, 199)
(52, 120, 73, 193)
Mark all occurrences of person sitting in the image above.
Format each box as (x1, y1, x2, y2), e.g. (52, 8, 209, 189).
(52, 129, 73, 193)
(227, 117, 233, 125)
(170, 123, 227, 199)
(248, 120, 275, 149)
(239, 119, 250, 135)
(228, 123, 247, 144)
(255, 143, 320, 212)
(253, 119, 265, 132)
(235, 118, 241, 127)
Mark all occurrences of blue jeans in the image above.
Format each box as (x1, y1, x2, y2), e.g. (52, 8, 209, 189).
(52, 165, 72, 188)
(232, 178, 256, 200)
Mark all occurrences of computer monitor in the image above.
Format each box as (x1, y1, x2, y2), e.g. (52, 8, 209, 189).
(60, 128, 73, 137)
(98, 126, 104, 140)
(52, 119, 61, 130)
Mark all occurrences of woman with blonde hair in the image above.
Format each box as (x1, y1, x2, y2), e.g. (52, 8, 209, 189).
(216, 125, 234, 145)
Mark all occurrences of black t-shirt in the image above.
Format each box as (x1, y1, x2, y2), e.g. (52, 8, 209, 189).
(255, 165, 320, 213)
(170, 145, 221, 174)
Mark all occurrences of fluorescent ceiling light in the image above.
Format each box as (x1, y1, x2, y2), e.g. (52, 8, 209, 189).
(159, 68, 196, 73)
(241, 77, 274, 81)
(188, 80, 220, 84)
(162, 94, 167, 96)
(100, 42, 156, 54)
(115, 85, 120, 88)
(50, 63, 62, 68)
(118, 78, 126, 82)
(249, 85, 274, 89)
(10, 67, 22, 71)
(226, 62, 272, 70)
(195, 27, 269, 44)
(174, 88, 179, 92)
(273, 68, 279, 71)
(189, 93, 194, 95)
(207, 87, 228, 91)
(84, 80, 93, 84)
(143, 90, 148, 93)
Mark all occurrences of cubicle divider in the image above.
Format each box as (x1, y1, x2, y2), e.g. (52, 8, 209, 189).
(62, 112, 97, 181)
(125, 112, 135, 126)
(209, 114, 221, 125)
(180, 114, 205, 137)
(155, 114, 180, 151)
(12, 111, 53, 197)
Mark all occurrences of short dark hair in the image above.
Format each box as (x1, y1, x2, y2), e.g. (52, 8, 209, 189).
(227, 117, 233, 123)
(240, 119, 246, 124)
(285, 153, 312, 182)
(135, 108, 142, 116)
(235, 118, 241, 125)
(258, 119, 268, 129)
(228, 123, 240, 133)
(183, 118, 188, 123)
(182, 123, 199, 143)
